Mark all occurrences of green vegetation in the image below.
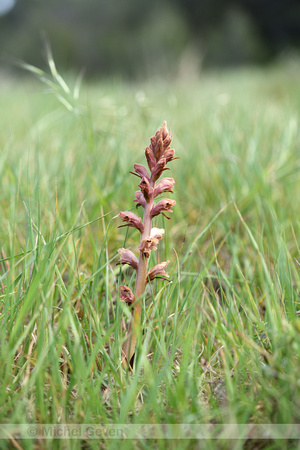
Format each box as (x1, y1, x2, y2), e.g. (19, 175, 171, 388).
(1, 66, 300, 449)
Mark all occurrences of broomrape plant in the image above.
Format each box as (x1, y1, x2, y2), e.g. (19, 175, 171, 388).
(118, 122, 176, 368)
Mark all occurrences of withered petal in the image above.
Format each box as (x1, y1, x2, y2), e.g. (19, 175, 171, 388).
(139, 237, 159, 258)
(150, 227, 165, 239)
(119, 285, 135, 304)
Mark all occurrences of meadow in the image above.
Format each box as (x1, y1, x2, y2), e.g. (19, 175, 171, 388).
(1, 64, 300, 449)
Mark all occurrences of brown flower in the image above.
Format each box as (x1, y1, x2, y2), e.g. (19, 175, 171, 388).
(139, 238, 158, 258)
(133, 163, 150, 180)
(119, 285, 135, 304)
(133, 190, 146, 208)
(154, 177, 175, 197)
(138, 176, 153, 201)
(150, 199, 176, 218)
(117, 248, 138, 270)
(147, 260, 170, 282)
(138, 228, 165, 258)
(119, 211, 144, 233)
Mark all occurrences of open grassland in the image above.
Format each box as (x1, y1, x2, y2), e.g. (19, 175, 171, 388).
(1, 66, 300, 449)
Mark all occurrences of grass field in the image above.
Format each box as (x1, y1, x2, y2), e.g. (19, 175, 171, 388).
(1, 65, 300, 449)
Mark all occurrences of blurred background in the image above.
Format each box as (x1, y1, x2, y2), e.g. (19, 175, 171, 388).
(1, 0, 300, 79)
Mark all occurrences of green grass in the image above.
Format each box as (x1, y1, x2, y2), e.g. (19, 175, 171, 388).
(1, 65, 300, 449)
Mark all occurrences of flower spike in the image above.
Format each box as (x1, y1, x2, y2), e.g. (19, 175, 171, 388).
(118, 122, 177, 368)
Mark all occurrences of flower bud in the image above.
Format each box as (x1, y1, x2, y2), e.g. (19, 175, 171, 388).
(151, 157, 167, 182)
(161, 121, 170, 140)
(150, 135, 163, 161)
(149, 122, 172, 161)
(145, 146, 156, 171)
